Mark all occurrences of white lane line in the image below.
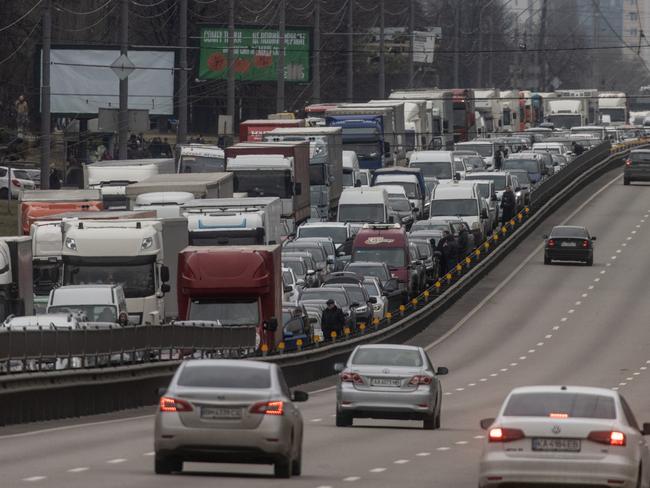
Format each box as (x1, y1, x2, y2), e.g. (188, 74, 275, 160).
(622, 243, 627, 247)
(106, 458, 127, 464)
(616, 249, 622, 253)
(67, 467, 89, 473)
(455, 441, 468, 445)
(568, 309, 575, 314)
(636, 224, 641, 228)
(436, 447, 451, 451)
(588, 285, 594, 289)
(606, 262, 612, 267)
(627, 236, 633, 240)
(500, 368, 508, 372)
(416, 452, 431, 457)
(479, 378, 487, 382)
(316, 486, 334, 488)
(394, 459, 410, 464)
(311, 418, 323, 422)
(632, 230, 637, 234)
(561, 317, 568, 322)
(424, 173, 622, 352)
(600, 270, 606, 274)
(468, 383, 476, 387)
(143, 452, 155, 456)
(646, 360, 650, 364)
(490, 373, 498, 377)
(537, 342, 545, 346)
(575, 301, 582, 305)
(552, 326, 560, 331)
(510, 362, 518, 366)
(594, 278, 600, 282)
(626, 377, 634, 381)
(612, 387, 619, 390)
(370, 468, 387, 473)
(582, 293, 588, 298)
(633, 372, 640, 376)
(528, 349, 536, 354)
(455, 387, 465, 391)
(611, 256, 617, 260)
(444, 392, 453, 396)
(22, 477, 46, 482)
(619, 382, 627, 386)
(545, 334, 553, 339)
(343, 476, 361, 482)
(474, 435, 485, 439)
(641, 367, 647, 371)
(519, 356, 527, 360)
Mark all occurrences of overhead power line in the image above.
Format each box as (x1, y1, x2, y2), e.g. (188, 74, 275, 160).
(0, 0, 43, 33)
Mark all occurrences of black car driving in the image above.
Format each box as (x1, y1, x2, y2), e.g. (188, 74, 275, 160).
(544, 225, 595, 266)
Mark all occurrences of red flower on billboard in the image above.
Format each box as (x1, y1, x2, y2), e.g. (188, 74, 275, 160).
(206, 52, 227, 72)
(234, 58, 251, 73)
(254, 54, 273, 69)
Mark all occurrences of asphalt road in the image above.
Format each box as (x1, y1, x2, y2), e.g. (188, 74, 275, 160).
(2, 167, 650, 488)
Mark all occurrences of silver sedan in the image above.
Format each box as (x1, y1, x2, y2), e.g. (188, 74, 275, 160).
(154, 359, 308, 478)
(335, 344, 448, 429)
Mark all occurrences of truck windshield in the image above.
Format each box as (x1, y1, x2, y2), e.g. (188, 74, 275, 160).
(410, 161, 452, 179)
(64, 262, 155, 298)
(599, 108, 626, 122)
(233, 170, 292, 198)
(33, 262, 61, 296)
(466, 174, 506, 191)
(352, 248, 406, 268)
(179, 155, 225, 173)
(338, 204, 385, 223)
(309, 165, 327, 185)
(48, 304, 117, 322)
(430, 199, 477, 217)
(377, 182, 418, 199)
(188, 299, 259, 326)
(389, 197, 411, 212)
(457, 144, 492, 157)
(298, 226, 348, 244)
(548, 114, 581, 129)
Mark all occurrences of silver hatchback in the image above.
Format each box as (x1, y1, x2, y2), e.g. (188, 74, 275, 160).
(335, 344, 448, 430)
(154, 359, 308, 478)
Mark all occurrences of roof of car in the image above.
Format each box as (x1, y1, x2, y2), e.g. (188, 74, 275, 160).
(355, 343, 423, 352)
(507, 385, 617, 398)
(346, 261, 389, 268)
(299, 222, 349, 228)
(182, 359, 272, 370)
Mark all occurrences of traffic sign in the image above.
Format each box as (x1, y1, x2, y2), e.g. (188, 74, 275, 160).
(111, 54, 135, 80)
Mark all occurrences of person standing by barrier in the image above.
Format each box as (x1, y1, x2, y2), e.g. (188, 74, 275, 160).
(321, 298, 345, 341)
(14, 95, 28, 134)
(437, 230, 457, 274)
(501, 185, 516, 225)
(494, 145, 505, 170)
(572, 141, 585, 156)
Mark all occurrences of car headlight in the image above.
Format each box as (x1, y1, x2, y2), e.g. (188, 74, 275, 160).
(372, 303, 382, 311)
(141, 237, 154, 250)
(64, 237, 77, 251)
(355, 305, 368, 314)
(401, 216, 412, 223)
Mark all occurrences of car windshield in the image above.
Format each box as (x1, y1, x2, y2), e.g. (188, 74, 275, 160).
(430, 199, 477, 217)
(232, 170, 292, 198)
(64, 262, 155, 298)
(298, 226, 347, 244)
(342, 285, 366, 304)
(179, 155, 225, 173)
(352, 248, 406, 268)
(13, 169, 31, 180)
(358, 172, 369, 185)
(457, 144, 493, 157)
(410, 161, 452, 179)
(466, 174, 506, 190)
(343, 142, 380, 160)
(342, 171, 354, 187)
(33, 262, 61, 296)
(631, 152, 650, 163)
(346, 264, 390, 281)
(282, 271, 294, 286)
(379, 182, 417, 198)
(351, 347, 423, 367)
(466, 157, 485, 169)
(178, 365, 270, 388)
(411, 221, 449, 232)
(363, 282, 380, 296)
(504, 393, 616, 419)
(510, 172, 531, 184)
(285, 245, 326, 264)
(300, 288, 349, 306)
(48, 304, 117, 322)
(474, 183, 491, 199)
(551, 226, 588, 238)
(283, 259, 306, 277)
(188, 299, 260, 326)
(504, 159, 540, 173)
(389, 197, 411, 212)
(338, 204, 385, 223)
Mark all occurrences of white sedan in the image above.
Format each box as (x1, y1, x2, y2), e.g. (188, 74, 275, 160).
(479, 385, 650, 488)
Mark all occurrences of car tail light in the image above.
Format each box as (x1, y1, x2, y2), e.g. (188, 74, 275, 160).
(488, 427, 525, 442)
(159, 396, 193, 413)
(11, 179, 20, 187)
(549, 412, 569, 419)
(547, 239, 556, 248)
(588, 431, 626, 446)
(582, 240, 590, 248)
(625, 158, 632, 167)
(409, 375, 433, 386)
(249, 400, 284, 416)
(340, 371, 364, 384)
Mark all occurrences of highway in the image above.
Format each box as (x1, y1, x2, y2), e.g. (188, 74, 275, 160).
(2, 167, 650, 487)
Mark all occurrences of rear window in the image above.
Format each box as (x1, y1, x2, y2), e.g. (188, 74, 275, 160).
(551, 226, 588, 238)
(631, 152, 650, 163)
(504, 393, 616, 419)
(351, 347, 423, 367)
(178, 365, 271, 389)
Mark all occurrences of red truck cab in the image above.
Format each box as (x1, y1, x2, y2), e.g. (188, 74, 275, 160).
(351, 223, 415, 299)
(177, 245, 283, 352)
(239, 119, 306, 142)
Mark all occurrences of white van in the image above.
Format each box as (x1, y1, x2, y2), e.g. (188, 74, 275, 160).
(337, 187, 391, 233)
(532, 142, 571, 159)
(454, 140, 497, 168)
(409, 150, 466, 187)
(47, 284, 128, 325)
(342, 150, 361, 189)
(430, 181, 491, 243)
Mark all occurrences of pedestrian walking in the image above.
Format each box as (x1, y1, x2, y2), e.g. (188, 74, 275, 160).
(437, 230, 458, 275)
(321, 298, 345, 341)
(49, 167, 61, 189)
(494, 145, 505, 171)
(571, 141, 585, 156)
(500, 185, 517, 225)
(14, 95, 28, 133)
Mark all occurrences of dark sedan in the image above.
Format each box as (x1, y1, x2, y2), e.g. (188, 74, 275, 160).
(544, 225, 595, 266)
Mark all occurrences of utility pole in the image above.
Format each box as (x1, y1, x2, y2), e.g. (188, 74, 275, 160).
(346, 0, 354, 101)
(227, 0, 235, 138)
(313, 0, 321, 103)
(487, 17, 494, 87)
(276, 0, 286, 112)
(379, 0, 385, 98)
(118, 0, 129, 160)
(178, 0, 188, 144)
(40, 0, 51, 189)
(537, 0, 548, 91)
(592, 0, 600, 89)
(477, 13, 484, 88)
(453, 1, 460, 87)
(408, 0, 415, 87)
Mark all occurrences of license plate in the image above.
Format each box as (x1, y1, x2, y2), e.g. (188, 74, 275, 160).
(560, 242, 577, 247)
(532, 438, 581, 452)
(200, 407, 242, 419)
(370, 378, 401, 387)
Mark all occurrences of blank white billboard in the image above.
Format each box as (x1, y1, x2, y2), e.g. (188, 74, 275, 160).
(44, 49, 175, 115)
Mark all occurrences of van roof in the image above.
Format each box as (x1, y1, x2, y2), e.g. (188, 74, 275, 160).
(50, 285, 120, 306)
(409, 151, 453, 163)
(432, 181, 478, 199)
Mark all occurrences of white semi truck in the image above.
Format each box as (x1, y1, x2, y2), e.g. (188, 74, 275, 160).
(0, 236, 33, 321)
(60, 217, 187, 324)
(598, 92, 628, 126)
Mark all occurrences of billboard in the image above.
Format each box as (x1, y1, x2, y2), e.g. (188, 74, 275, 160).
(199, 27, 311, 82)
(43, 49, 175, 115)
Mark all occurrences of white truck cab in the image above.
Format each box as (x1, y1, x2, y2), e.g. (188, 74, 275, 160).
(47, 284, 128, 324)
(178, 144, 225, 173)
(337, 187, 391, 233)
(430, 181, 490, 243)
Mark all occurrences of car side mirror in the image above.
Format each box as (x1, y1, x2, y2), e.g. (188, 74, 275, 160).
(296, 279, 306, 287)
(368, 296, 377, 304)
(480, 209, 488, 219)
(433, 250, 442, 258)
(334, 362, 345, 373)
(283, 285, 293, 293)
(160, 265, 170, 283)
(291, 390, 309, 402)
(642, 423, 650, 436)
(388, 215, 395, 224)
(515, 187, 521, 192)
(410, 202, 415, 208)
(161, 283, 171, 294)
(591, 236, 596, 240)
(157, 387, 168, 397)
(436, 366, 448, 375)
(480, 418, 496, 430)
(326, 257, 334, 265)
(354, 179, 362, 187)
(454, 172, 461, 180)
(414, 208, 419, 213)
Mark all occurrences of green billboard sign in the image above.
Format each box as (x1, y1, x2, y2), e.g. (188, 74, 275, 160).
(199, 27, 311, 82)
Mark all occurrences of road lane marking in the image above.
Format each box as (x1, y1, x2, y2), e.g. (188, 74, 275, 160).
(436, 447, 451, 451)
(310, 418, 323, 422)
(416, 452, 431, 456)
(479, 378, 487, 381)
(575, 301, 582, 305)
(616, 249, 622, 253)
(143, 452, 155, 456)
(560, 317, 568, 322)
(424, 172, 623, 352)
(528, 349, 536, 353)
(394, 459, 410, 464)
(106, 458, 127, 464)
(444, 392, 453, 396)
(474, 435, 485, 439)
(67, 467, 89, 473)
(22, 477, 46, 482)
(500, 368, 508, 372)
(545, 334, 553, 339)
(552, 326, 560, 330)
(510, 362, 518, 366)
(455, 441, 468, 445)
(619, 382, 627, 386)
(568, 309, 575, 314)
(594, 278, 600, 282)
(634, 372, 640, 376)
(582, 293, 588, 297)
(537, 342, 545, 346)
(611, 256, 617, 260)
(627, 236, 633, 240)
(490, 373, 498, 377)
(468, 383, 476, 386)
(455, 387, 465, 391)
(343, 476, 361, 482)
(519, 356, 527, 360)
(370, 468, 387, 473)
(641, 367, 647, 370)
(588, 285, 594, 289)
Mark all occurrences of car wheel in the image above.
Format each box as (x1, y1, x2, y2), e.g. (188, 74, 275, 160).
(154, 453, 182, 474)
(0, 188, 8, 200)
(435, 408, 441, 429)
(274, 456, 292, 478)
(624, 178, 630, 186)
(544, 254, 551, 265)
(291, 442, 302, 476)
(423, 413, 436, 430)
(586, 256, 593, 266)
(635, 464, 642, 488)
(336, 410, 353, 427)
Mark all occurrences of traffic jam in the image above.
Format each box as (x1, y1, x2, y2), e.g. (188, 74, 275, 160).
(4, 87, 650, 486)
